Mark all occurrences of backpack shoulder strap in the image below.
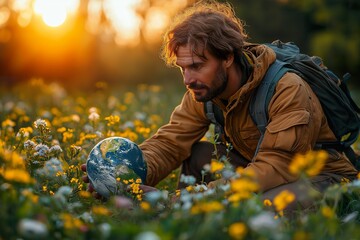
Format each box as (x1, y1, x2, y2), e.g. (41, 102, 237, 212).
(204, 101, 225, 141)
(250, 60, 292, 156)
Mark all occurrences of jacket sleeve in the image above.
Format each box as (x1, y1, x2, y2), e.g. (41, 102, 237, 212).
(139, 91, 210, 186)
(247, 72, 328, 192)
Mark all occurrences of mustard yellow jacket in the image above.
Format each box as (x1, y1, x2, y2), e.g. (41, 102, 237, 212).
(140, 43, 358, 191)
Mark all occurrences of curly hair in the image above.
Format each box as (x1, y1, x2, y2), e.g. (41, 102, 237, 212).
(161, 0, 248, 67)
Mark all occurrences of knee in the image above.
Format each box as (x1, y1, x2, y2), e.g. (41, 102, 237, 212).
(184, 142, 214, 171)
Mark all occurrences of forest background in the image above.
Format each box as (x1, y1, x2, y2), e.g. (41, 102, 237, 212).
(0, 0, 359, 101)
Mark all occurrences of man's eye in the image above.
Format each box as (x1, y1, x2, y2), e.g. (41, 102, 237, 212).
(192, 64, 201, 70)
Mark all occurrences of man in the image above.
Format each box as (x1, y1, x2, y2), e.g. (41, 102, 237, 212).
(82, 1, 358, 211)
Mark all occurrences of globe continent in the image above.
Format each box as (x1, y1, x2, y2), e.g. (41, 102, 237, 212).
(86, 137, 147, 198)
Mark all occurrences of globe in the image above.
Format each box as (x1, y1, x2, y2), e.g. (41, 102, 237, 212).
(86, 137, 147, 198)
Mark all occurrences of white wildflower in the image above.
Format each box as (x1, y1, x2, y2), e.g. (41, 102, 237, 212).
(71, 114, 80, 122)
(54, 186, 73, 205)
(50, 145, 63, 155)
(35, 157, 64, 178)
(83, 124, 94, 133)
(134, 112, 146, 120)
(144, 190, 169, 204)
(95, 131, 103, 138)
(249, 212, 279, 231)
(34, 143, 49, 157)
(33, 119, 47, 129)
(123, 121, 134, 128)
(88, 112, 100, 122)
(24, 140, 36, 150)
(18, 219, 48, 239)
(80, 212, 94, 223)
(135, 231, 160, 240)
(98, 223, 111, 239)
(180, 174, 196, 185)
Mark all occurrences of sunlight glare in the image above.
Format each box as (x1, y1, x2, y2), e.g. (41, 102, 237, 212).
(33, 0, 79, 27)
(86, 0, 102, 34)
(103, 0, 144, 46)
(0, 7, 10, 27)
(11, 0, 31, 12)
(17, 9, 32, 27)
(143, 7, 170, 43)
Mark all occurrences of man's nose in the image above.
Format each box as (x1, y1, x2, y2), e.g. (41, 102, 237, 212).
(183, 70, 195, 86)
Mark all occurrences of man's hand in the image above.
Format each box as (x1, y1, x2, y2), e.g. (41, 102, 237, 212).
(207, 178, 229, 189)
(80, 163, 104, 200)
(80, 164, 158, 198)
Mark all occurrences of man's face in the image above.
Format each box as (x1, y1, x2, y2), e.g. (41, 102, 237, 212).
(175, 44, 228, 102)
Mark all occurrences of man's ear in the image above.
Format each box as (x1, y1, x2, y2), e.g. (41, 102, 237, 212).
(224, 54, 234, 68)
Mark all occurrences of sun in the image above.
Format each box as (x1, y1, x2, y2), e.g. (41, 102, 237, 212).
(33, 0, 79, 27)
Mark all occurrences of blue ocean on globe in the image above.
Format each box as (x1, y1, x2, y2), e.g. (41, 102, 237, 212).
(86, 137, 147, 198)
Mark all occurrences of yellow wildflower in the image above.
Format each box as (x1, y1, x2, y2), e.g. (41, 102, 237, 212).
(289, 150, 328, 177)
(228, 222, 247, 240)
(3, 150, 26, 169)
(21, 189, 39, 203)
(293, 231, 310, 240)
(210, 160, 224, 173)
(273, 190, 296, 212)
(129, 183, 143, 194)
(136, 194, 142, 201)
(17, 127, 33, 139)
(149, 85, 162, 93)
(228, 192, 252, 202)
(57, 127, 67, 133)
(263, 199, 272, 207)
(235, 167, 256, 178)
(70, 178, 79, 183)
(190, 201, 224, 215)
(321, 206, 335, 218)
(78, 191, 91, 198)
(105, 115, 120, 126)
(230, 178, 259, 194)
(42, 186, 47, 192)
(186, 185, 194, 193)
(124, 92, 135, 105)
(2, 119, 16, 128)
(140, 201, 151, 211)
(2, 169, 34, 184)
(63, 130, 74, 142)
(92, 206, 111, 216)
(60, 213, 84, 229)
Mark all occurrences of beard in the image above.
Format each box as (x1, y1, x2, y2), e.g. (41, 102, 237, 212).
(188, 65, 228, 102)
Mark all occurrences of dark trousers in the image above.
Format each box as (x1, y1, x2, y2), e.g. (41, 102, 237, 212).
(179, 141, 349, 214)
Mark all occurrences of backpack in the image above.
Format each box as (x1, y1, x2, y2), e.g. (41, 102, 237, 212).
(205, 40, 360, 169)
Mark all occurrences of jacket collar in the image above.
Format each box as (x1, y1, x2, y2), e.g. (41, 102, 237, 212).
(213, 43, 276, 111)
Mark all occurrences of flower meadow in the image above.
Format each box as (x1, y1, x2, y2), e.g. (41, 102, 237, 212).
(1, 79, 360, 240)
